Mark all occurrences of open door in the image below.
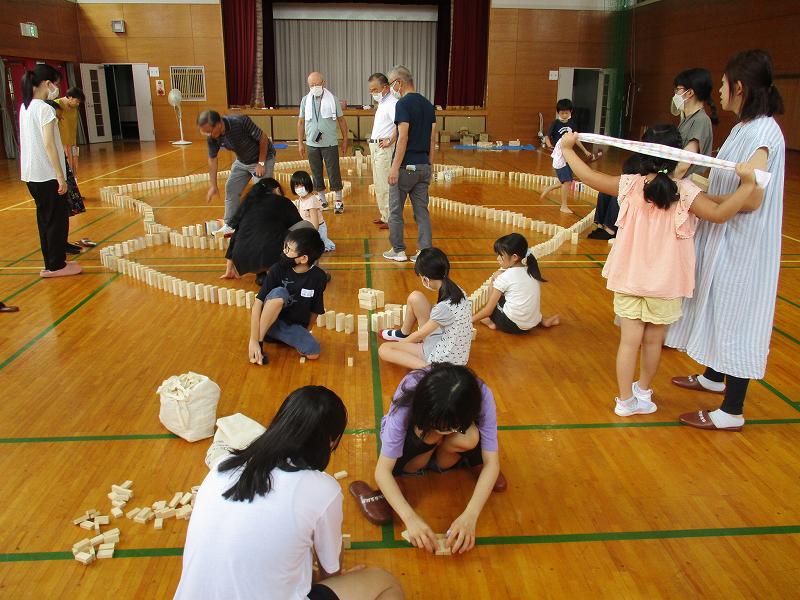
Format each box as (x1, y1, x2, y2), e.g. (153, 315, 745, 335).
(131, 64, 155, 142)
(79, 63, 112, 143)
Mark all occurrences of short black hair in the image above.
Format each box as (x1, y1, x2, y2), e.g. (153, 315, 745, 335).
(197, 110, 222, 126)
(285, 227, 324, 265)
(556, 98, 573, 111)
(290, 170, 314, 195)
(65, 87, 85, 102)
(368, 73, 388, 86)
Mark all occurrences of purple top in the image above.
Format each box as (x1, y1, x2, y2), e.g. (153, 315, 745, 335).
(379, 369, 499, 460)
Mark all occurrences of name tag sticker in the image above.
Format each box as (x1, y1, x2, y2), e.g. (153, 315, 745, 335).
(300, 288, 315, 298)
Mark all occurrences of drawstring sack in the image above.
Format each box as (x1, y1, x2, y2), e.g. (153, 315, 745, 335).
(157, 372, 220, 442)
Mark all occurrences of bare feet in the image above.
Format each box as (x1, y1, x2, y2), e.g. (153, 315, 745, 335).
(479, 317, 496, 330)
(541, 314, 560, 328)
(559, 206, 574, 214)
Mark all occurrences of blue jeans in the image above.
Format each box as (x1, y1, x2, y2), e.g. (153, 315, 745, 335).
(262, 287, 320, 356)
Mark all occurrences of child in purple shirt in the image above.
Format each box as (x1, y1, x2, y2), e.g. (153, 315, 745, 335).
(349, 363, 506, 556)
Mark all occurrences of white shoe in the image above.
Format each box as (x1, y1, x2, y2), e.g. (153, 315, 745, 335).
(632, 381, 653, 404)
(216, 224, 235, 237)
(408, 252, 420, 263)
(382, 249, 408, 262)
(614, 396, 657, 417)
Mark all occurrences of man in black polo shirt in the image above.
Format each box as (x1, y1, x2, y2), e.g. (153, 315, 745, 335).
(382, 66, 436, 263)
(198, 110, 276, 235)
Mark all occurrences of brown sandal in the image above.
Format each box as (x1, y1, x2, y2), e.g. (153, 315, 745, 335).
(349, 480, 393, 525)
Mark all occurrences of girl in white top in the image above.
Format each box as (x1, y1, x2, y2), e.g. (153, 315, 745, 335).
(174, 385, 402, 600)
(472, 233, 560, 333)
(291, 170, 336, 252)
(19, 64, 81, 278)
(379, 247, 473, 369)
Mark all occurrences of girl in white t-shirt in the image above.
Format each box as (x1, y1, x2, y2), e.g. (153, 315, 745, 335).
(19, 64, 81, 278)
(174, 386, 402, 600)
(472, 233, 560, 333)
(378, 247, 473, 369)
(291, 170, 335, 252)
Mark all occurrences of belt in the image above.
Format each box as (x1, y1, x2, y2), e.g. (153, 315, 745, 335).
(368, 138, 391, 144)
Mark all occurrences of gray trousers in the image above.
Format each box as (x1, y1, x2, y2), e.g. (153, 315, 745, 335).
(307, 145, 343, 192)
(388, 164, 432, 253)
(224, 157, 275, 222)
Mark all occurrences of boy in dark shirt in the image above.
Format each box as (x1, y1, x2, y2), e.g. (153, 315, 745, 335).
(541, 98, 595, 214)
(248, 228, 327, 364)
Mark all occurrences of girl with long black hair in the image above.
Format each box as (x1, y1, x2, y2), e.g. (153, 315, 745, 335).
(175, 386, 402, 600)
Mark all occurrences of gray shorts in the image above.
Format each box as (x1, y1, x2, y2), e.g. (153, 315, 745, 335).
(262, 287, 321, 356)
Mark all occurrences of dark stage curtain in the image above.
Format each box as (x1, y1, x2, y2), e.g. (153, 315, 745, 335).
(447, 0, 489, 107)
(222, 0, 257, 106)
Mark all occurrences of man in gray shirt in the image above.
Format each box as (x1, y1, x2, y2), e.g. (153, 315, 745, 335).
(297, 72, 349, 213)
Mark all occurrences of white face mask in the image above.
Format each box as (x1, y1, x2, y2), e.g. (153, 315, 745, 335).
(671, 90, 689, 115)
(310, 86, 323, 98)
(390, 82, 402, 100)
(421, 276, 435, 291)
(294, 186, 307, 197)
(47, 84, 59, 100)
(371, 92, 382, 103)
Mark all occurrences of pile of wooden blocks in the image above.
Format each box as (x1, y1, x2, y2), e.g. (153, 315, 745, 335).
(400, 530, 452, 556)
(357, 315, 369, 351)
(358, 288, 385, 311)
(370, 303, 404, 332)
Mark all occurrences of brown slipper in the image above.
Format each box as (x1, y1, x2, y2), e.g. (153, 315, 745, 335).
(0, 302, 19, 313)
(349, 480, 393, 525)
(679, 410, 743, 432)
(671, 374, 725, 394)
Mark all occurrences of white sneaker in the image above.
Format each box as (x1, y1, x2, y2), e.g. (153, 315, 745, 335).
(382, 249, 408, 262)
(408, 252, 420, 263)
(334, 201, 344, 214)
(614, 396, 657, 417)
(632, 381, 653, 403)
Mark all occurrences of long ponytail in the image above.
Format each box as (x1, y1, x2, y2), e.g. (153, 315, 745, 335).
(639, 125, 682, 209)
(21, 64, 60, 109)
(414, 247, 466, 305)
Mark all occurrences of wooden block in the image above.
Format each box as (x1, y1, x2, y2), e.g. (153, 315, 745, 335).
(125, 507, 141, 520)
(316, 314, 325, 327)
(325, 310, 336, 330)
(344, 314, 354, 334)
(335, 312, 345, 332)
(73, 514, 90, 526)
(300, 356, 306, 364)
(400, 530, 411, 543)
(333, 470, 348, 480)
(95, 515, 110, 525)
(102, 528, 120, 540)
(217, 287, 227, 305)
(374, 290, 385, 308)
(347, 357, 354, 367)
(176, 505, 193, 520)
(75, 551, 93, 565)
(98, 542, 115, 552)
(97, 548, 114, 559)
(342, 533, 351, 549)
(90, 534, 104, 546)
(236, 289, 246, 307)
(111, 507, 123, 519)
(168, 492, 183, 508)
(179, 492, 193, 506)
(246, 291, 256, 309)
(154, 518, 164, 530)
(155, 507, 176, 519)
(80, 520, 94, 530)
(226, 288, 236, 306)
(72, 538, 92, 553)
(111, 484, 133, 498)
(152, 500, 167, 511)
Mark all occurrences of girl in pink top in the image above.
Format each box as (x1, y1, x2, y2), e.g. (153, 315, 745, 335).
(290, 170, 335, 252)
(560, 127, 756, 417)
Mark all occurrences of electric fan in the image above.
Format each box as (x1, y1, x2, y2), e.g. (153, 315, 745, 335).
(168, 89, 192, 145)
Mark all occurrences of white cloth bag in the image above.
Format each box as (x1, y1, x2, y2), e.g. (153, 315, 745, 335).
(205, 413, 266, 468)
(157, 372, 220, 442)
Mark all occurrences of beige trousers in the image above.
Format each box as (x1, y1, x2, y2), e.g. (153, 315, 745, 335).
(369, 141, 394, 222)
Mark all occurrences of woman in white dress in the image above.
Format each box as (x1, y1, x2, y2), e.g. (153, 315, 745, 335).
(666, 50, 786, 432)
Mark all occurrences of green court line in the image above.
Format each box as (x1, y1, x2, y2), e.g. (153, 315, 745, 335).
(497, 418, 800, 431)
(756, 380, 800, 412)
(4, 523, 800, 562)
(778, 295, 800, 309)
(773, 326, 800, 347)
(1, 277, 43, 303)
(0, 274, 120, 372)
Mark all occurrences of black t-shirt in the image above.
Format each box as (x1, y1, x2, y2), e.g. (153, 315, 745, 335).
(256, 263, 327, 327)
(547, 118, 577, 146)
(394, 93, 436, 166)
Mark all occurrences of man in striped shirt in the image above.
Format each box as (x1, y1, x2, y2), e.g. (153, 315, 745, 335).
(198, 110, 276, 235)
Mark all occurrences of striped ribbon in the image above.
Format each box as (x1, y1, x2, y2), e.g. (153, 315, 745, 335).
(552, 132, 771, 189)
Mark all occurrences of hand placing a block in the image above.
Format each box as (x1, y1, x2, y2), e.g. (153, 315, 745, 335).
(403, 515, 439, 554)
(446, 510, 478, 554)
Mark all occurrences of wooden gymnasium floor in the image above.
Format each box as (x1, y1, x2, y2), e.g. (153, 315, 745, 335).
(1, 141, 799, 599)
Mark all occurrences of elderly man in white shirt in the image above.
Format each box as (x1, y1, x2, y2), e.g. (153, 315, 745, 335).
(367, 73, 397, 229)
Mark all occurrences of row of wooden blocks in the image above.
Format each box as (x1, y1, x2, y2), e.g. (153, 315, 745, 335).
(358, 287, 385, 310)
(170, 231, 229, 251)
(370, 304, 404, 331)
(315, 311, 356, 333)
(108, 170, 232, 195)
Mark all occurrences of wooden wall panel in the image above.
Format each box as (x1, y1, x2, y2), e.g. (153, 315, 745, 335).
(76, 2, 227, 142)
(0, 0, 80, 62)
(485, 7, 611, 142)
(627, 0, 800, 150)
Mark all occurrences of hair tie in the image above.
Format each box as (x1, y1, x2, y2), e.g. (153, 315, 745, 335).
(657, 168, 669, 175)
(521, 256, 528, 266)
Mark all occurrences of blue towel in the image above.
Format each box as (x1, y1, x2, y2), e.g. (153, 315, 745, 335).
(274, 143, 289, 149)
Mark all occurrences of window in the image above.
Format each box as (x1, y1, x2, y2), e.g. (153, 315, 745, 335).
(169, 66, 206, 101)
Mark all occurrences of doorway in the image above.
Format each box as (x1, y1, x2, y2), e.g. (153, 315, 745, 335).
(80, 62, 154, 143)
(556, 67, 613, 135)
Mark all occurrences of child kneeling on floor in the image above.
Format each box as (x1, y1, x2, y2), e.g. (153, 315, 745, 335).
(378, 247, 473, 369)
(247, 227, 327, 364)
(349, 363, 505, 556)
(472, 233, 559, 333)
(559, 128, 756, 417)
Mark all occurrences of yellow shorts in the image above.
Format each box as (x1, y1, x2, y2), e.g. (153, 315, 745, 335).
(613, 293, 683, 325)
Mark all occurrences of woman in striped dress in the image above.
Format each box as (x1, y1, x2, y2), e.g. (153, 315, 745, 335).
(666, 50, 786, 432)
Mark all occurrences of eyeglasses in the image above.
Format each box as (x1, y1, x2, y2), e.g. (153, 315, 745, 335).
(435, 425, 468, 435)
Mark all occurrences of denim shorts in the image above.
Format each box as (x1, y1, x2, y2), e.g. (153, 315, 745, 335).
(263, 287, 321, 356)
(555, 164, 573, 183)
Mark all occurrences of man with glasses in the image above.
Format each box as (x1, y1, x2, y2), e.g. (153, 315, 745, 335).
(197, 110, 276, 236)
(382, 66, 436, 263)
(366, 73, 397, 229)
